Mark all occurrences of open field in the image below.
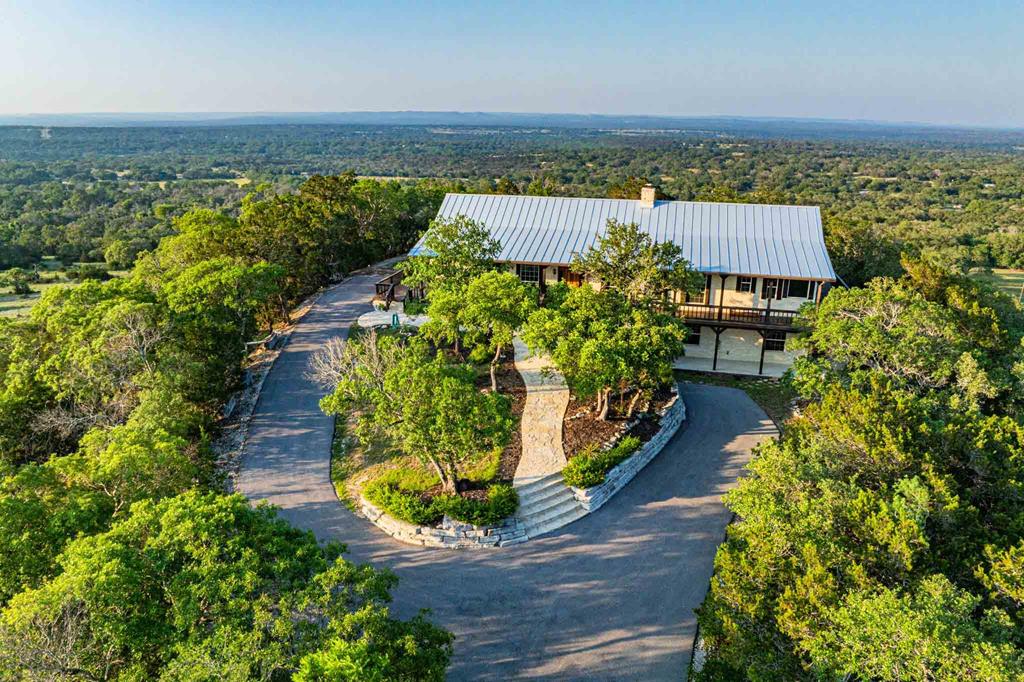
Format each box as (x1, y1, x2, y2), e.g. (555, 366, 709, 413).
(0, 279, 73, 317)
(971, 268, 1024, 301)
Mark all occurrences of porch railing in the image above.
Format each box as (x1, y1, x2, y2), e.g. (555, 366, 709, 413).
(671, 302, 800, 329)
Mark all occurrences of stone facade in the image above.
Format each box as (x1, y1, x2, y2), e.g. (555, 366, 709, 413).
(571, 386, 687, 513)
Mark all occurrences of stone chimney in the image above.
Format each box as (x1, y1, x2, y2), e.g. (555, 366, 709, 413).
(639, 184, 656, 208)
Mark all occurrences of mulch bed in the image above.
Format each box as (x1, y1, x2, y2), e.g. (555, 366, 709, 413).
(563, 385, 675, 460)
(473, 346, 526, 484)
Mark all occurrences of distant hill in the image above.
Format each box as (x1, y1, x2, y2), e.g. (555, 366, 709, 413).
(1, 111, 1022, 144)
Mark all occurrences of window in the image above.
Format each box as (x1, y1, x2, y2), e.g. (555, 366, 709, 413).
(736, 276, 756, 293)
(763, 278, 819, 301)
(764, 331, 787, 352)
(684, 324, 702, 345)
(687, 275, 712, 303)
(516, 263, 541, 285)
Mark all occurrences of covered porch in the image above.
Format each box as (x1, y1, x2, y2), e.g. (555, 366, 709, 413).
(673, 355, 790, 378)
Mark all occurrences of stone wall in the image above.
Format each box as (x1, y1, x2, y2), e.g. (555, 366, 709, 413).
(571, 386, 687, 513)
(360, 385, 688, 548)
(359, 498, 530, 549)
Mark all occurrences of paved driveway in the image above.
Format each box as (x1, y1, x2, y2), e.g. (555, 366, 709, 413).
(238, 276, 778, 681)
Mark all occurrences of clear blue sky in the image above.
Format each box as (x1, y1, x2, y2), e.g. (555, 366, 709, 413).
(3, 0, 1021, 127)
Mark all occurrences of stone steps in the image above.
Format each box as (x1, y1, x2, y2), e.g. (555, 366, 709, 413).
(521, 503, 587, 540)
(514, 472, 585, 540)
(514, 471, 565, 495)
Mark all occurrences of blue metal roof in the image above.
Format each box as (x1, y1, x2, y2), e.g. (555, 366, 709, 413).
(411, 193, 837, 281)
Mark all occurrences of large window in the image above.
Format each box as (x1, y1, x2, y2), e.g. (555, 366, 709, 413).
(736, 276, 756, 293)
(762, 278, 819, 301)
(684, 324, 702, 345)
(516, 263, 541, 285)
(687, 275, 712, 303)
(764, 331, 787, 351)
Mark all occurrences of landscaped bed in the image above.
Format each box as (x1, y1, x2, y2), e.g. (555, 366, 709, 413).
(561, 384, 677, 486)
(330, 342, 526, 529)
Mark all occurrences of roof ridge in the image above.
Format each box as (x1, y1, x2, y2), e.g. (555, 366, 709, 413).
(442, 192, 820, 211)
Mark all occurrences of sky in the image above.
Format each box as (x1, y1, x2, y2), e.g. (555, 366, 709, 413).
(2, 0, 1021, 127)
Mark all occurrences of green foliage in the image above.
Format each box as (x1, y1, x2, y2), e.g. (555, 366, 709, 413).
(320, 335, 512, 493)
(0, 491, 452, 680)
(0, 267, 37, 294)
(363, 476, 518, 527)
(523, 285, 686, 417)
(804, 575, 1024, 681)
(293, 609, 452, 682)
(364, 478, 444, 526)
(461, 270, 538, 388)
(65, 263, 110, 281)
(562, 435, 642, 488)
(399, 214, 499, 295)
(571, 219, 702, 305)
(696, 262, 1024, 680)
(442, 484, 518, 526)
(401, 297, 427, 316)
(0, 172, 453, 676)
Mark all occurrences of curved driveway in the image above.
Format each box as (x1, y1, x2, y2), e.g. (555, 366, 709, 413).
(238, 275, 778, 681)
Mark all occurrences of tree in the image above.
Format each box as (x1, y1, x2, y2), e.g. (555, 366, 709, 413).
(823, 214, 904, 287)
(695, 261, 1024, 680)
(522, 285, 686, 419)
(399, 215, 500, 295)
(0, 267, 38, 295)
(461, 271, 538, 391)
(319, 336, 511, 493)
(0, 491, 452, 680)
(571, 219, 702, 306)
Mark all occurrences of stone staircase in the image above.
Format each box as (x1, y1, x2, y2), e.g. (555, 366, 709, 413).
(514, 472, 586, 540)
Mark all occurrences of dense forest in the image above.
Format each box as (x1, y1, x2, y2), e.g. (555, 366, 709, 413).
(2, 123, 1024, 679)
(4, 124, 1024, 284)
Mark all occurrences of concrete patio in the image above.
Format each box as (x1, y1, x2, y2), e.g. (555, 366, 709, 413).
(673, 355, 790, 378)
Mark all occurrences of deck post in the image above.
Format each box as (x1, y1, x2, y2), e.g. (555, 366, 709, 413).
(717, 274, 726, 321)
(712, 327, 724, 371)
(763, 294, 772, 325)
(758, 330, 767, 375)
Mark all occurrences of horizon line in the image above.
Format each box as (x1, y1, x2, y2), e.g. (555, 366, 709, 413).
(0, 110, 1021, 132)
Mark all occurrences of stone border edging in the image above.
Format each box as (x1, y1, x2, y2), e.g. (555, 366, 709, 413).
(570, 385, 686, 513)
(359, 498, 530, 548)
(359, 384, 686, 549)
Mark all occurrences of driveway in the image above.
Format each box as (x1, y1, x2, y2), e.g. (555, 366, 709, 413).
(237, 275, 778, 681)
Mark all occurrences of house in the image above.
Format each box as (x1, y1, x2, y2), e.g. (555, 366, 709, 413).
(407, 186, 838, 377)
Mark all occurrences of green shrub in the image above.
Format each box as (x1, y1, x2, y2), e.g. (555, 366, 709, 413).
(402, 298, 427, 316)
(66, 263, 110, 282)
(563, 435, 643, 488)
(363, 480, 443, 525)
(363, 476, 518, 527)
(441, 484, 518, 526)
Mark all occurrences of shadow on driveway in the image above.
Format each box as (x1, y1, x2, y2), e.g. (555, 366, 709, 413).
(237, 276, 778, 681)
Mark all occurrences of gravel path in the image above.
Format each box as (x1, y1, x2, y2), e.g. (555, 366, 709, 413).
(512, 337, 571, 487)
(238, 276, 778, 681)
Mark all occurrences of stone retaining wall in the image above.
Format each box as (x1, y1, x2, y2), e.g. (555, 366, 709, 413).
(360, 384, 687, 548)
(570, 386, 686, 513)
(359, 498, 529, 549)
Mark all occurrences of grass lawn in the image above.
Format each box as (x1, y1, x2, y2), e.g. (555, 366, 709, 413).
(0, 279, 74, 317)
(678, 370, 797, 427)
(0, 267, 129, 318)
(329, 414, 500, 510)
(970, 268, 1024, 301)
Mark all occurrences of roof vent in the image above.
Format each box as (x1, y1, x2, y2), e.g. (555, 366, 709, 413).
(639, 184, 656, 208)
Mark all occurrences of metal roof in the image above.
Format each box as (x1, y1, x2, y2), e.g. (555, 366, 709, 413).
(411, 193, 837, 281)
